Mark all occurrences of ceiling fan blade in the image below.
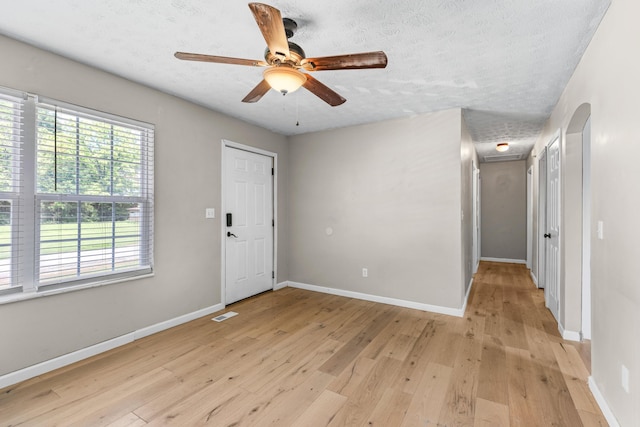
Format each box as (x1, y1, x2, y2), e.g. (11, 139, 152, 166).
(248, 3, 290, 60)
(242, 79, 272, 103)
(300, 51, 388, 71)
(175, 52, 267, 67)
(302, 74, 346, 107)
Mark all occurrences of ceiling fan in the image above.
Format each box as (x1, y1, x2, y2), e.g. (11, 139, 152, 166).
(174, 3, 388, 106)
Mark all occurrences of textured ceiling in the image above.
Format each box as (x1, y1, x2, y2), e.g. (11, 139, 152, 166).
(0, 0, 610, 161)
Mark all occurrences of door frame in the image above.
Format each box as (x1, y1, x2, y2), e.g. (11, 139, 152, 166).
(526, 166, 533, 270)
(581, 116, 592, 339)
(564, 104, 591, 341)
(537, 148, 547, 289)
(544, 129, 562, 322)
(221, 139, 278, 306)
(472, 164, 480, 273)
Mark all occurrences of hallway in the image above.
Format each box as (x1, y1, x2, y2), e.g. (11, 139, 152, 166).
(467, 262, 601, 425)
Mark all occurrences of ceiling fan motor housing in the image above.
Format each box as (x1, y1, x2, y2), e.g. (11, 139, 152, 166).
(283, 18, 297, 39)
(264, 41, 306, 65)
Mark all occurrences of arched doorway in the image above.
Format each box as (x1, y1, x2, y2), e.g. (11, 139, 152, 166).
(565, 103, 592, 341)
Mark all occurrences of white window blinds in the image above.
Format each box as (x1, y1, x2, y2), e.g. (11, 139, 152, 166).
(35, 102, 154, 287)
(0, 88, 154, 298)
(0, 91, 24, 293)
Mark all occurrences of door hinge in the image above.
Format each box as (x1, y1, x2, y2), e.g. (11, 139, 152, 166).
(272, 271, 275, 279)
(272, 219, 275, 227)
(271, 167, 274, 176)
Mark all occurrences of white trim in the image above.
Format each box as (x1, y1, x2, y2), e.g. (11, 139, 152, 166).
(288, 281, 465, 317)
(0, 84, 29, 99)
(37, 96, 154, 129)
(0, 303, 224, 389)
(537, 146, 547, 290)
(0, 334, 133, 390)
(588, 376, 621, 427)
(530, 271, 538, 287)
(268, 279, 474, 316)
(221, 140, 278, 305)
(526, 166, 533, 269)
(558, 322, 581, 341)
(222, 139, 279, 158)
(220, 143, 227, 305)
(459, 278, 474, 315)
(557, 129, 564, 323)
(480, 257, 527, 264)
(272, 152, 278, 287)
(472, 165, 480, 274)
(274, 281, 289, 291)
(134, 303, 224, 340)
(21, 97, 36, 292)
(581, 116, 592, 340)
(0, 272, 154, 306)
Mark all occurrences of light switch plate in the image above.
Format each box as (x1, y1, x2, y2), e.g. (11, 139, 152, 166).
(597, 220, 604, 240)
(205, 208, 216, 219)
(622, 365, 630, 393)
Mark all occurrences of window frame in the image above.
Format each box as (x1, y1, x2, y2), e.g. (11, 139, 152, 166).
(0, 88, 154, 301)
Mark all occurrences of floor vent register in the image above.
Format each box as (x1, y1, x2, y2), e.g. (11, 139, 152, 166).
(212, 311, 238, 322)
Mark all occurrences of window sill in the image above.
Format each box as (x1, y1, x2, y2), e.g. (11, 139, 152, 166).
(0, 272, 155, 306)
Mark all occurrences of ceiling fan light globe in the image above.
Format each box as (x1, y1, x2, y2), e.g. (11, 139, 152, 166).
(263, 67, 306, 94)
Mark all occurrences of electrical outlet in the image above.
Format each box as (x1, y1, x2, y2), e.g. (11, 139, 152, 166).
(622, 365, 630, 393)
(362, 268, 368, 278)
(205, 208, 215, 219)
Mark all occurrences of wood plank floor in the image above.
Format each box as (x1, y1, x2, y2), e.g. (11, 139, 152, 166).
(0, 262, 607, 426)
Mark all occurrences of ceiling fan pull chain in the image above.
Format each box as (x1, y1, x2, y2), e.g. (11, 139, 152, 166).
(296, 91, 299, 127)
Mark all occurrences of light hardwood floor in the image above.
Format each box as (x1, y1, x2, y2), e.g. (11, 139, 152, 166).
(1, 262, 607, 426)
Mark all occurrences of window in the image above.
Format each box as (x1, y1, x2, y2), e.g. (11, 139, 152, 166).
(0, 91, 24, 293)
(0, 88, 154, 297)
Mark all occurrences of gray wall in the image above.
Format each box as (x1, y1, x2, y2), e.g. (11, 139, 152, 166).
(528, 0, 639, 422)
(0, 35, 289, 375)
(479, 161, 527, 261)
(288, 110, 465, 309)
(0, 34, 479, 379)
(460, 118, 478, 293)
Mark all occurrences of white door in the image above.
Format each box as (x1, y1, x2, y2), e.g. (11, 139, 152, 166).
(472, 166, 480, 273)
(537, 149, 547, 289)
(224, 146, 274, 304)
(545, 135, 561, 320)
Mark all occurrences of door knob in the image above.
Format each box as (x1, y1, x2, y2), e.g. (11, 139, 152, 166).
(227, 232, 238, 238)
(544, 233, 551, 238)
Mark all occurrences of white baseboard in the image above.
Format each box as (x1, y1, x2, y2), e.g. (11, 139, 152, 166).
(558, 322, 581, 342)
(459, 277, 474, 316)
(588, 376, 620, 427)
(0, 334, 134, 390)
(0, 303, 224, 390)
(287, 281, 465, 317)
(530, 271, 538, 287)
(480, 257, 527, 264)
(273, 281, 289, 291)
(133, 303, 224, 340)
